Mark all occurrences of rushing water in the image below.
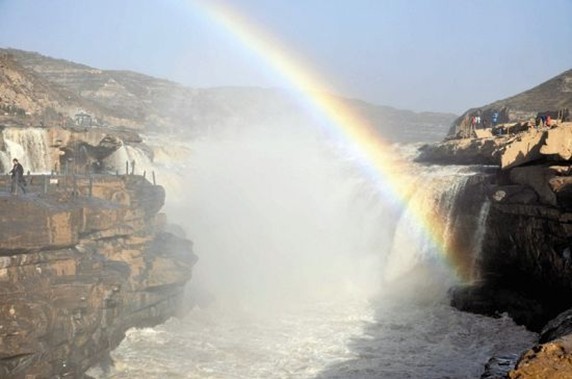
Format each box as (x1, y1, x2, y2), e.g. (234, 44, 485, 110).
(88, 131, 536, 378)
(1, 127, 54, 173)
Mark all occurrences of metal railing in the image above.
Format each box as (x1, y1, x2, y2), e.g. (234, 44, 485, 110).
(1, 161, 157, 197)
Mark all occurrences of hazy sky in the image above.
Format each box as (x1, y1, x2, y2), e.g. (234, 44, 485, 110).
(0, 0, 570, 113)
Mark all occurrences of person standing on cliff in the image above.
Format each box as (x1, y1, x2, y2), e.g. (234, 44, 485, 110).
(9, 158, 26, 194)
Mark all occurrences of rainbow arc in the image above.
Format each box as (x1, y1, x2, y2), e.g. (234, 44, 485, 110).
(186, 0, 473, 282)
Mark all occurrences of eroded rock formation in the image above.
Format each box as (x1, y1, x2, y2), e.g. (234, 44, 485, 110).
(0, 175, 196, 378)
(419, 122, 572, 377)
(508, 335, 572, 379)
(419, 122, 572, 169)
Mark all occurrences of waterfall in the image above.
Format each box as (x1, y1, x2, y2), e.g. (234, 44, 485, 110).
(0, 151, 10, 172)
(382, 166, 490, 296)
(136, 131, 492, 303)
(97, 134, 536, 379)
(156, 134, 399, 304)
(469, 199, 491, 282)
(383, 172, 463, 284)
(1, 127, 54, 173)
(103, 144, 155, 175)
(440, 176, 471, 248)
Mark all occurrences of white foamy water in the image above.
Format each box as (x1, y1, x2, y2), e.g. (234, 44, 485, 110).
(92, 298, 535, 379)
(97, 299, 374, 379)
(104, 144, 155, 176)
(90, 132, 536, 378)
(2, 127, 54, 173)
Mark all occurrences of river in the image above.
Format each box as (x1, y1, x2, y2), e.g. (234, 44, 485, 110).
(87, 131, 536, 378)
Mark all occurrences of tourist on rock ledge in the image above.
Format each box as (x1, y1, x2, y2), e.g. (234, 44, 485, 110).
(9, 158, 26, 194)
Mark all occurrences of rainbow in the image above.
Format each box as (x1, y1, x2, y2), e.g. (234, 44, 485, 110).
(186, 0, 473, 282)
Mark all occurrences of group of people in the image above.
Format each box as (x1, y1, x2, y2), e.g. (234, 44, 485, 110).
(8, 158, 26, 194)
(470, 115, 482, 129)
(535, 115, 553, 129)
(470, 111, 500, 131)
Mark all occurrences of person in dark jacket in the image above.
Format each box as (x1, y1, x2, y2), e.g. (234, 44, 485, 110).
(9, 158, 26, 194)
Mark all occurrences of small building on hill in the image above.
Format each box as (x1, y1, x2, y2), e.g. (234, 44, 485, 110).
(74, 111, 92, 127)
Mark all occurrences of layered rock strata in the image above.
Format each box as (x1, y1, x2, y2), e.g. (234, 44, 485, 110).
(418, 122, 572, 169)
(0, 175, 196, 378)
(417, 123, 572, 377)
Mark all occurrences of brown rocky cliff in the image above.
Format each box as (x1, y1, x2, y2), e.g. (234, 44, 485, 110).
(0, 175, 197, 378)
(426, 124, 572, 377)
(418, 122, 572, 169)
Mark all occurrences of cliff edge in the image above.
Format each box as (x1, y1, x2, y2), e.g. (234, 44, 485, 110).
(0, 175, 197, 378)
(416, 70, 572, 377)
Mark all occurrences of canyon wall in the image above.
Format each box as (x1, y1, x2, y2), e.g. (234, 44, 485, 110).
(0, 175, 196, 378)
(418, 123, 572, 377)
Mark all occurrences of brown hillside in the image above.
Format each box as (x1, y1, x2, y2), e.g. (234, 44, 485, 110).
(450, 69, 572, 135)
(1, 48, 456, 142)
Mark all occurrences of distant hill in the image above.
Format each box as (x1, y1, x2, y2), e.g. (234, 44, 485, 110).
(0, 48, 456, 143)
(0, 52, 82, 126)
(450, 69, 572, 135)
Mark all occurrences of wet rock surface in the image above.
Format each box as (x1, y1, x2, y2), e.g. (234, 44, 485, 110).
(480, 354, 520, 379)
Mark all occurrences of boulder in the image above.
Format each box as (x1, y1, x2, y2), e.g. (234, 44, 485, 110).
(540, 308, 572, 343)
(490, 185, 538, 204)
(481, 354, 520, 379)
(509, 166, 557, 206)
(419, 124, 572, 170)
(416, 137, 503, 165)
(548, 173, 572, 210)
(540, 123, 572, 160)
(417, 128, 550, 169)
(450, 285, 545, 329)
(475, 129, 494, 139)
(499, 129, 546, 169)
(508, 334, 572, 379)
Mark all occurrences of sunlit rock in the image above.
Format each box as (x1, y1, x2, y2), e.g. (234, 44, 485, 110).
(540, 123, 572, 160)
(499, 129, 546, 169)
(416, 136, 503, 165)
(0, 176, 196, 378)
(508, 335, 572, 379)
(418, 124, 572, 170)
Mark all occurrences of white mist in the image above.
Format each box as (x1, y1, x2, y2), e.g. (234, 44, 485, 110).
(92, 131, 536, 379)
(167, 130, 389, 308)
